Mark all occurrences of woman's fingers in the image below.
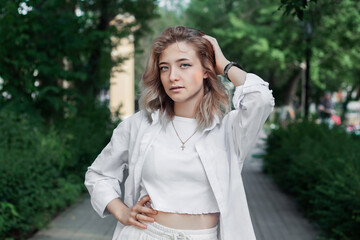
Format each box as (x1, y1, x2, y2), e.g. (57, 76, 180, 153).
(132, 201, 157, 216)
(203, 35, 219, 49)
(130, 216, 148, 229)
(145, 200, 152, 208)
(114, 196, 157, 229)
(202, 35, 229, 75)
(138, 195, 151, 205)
(202, 35, 220, 56)
(136, 213, 156, 223)
(127, 195, 157, 229)
(139, 205, 158, 215)
(136, 195, 157, 213)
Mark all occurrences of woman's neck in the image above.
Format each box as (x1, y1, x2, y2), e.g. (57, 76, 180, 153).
(174, 107, 195, 118)
(174, 101, 198, 118)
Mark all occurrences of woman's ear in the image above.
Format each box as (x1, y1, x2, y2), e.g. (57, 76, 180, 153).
(203, 71, 209, 79)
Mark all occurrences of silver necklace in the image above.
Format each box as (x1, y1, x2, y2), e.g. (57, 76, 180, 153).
(171, 120, 198, 151)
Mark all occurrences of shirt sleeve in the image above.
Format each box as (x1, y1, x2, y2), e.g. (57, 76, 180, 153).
(231, 73, 275, 170)
(84, 119, 130, 218)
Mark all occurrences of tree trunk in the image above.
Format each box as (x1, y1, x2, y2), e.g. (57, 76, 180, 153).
(75, 0, 112, 109)
(283, 69, 302, 106)
(341, 88, 354, 123)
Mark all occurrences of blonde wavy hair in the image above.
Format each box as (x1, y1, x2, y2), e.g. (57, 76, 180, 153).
(139, 26, 230, 130)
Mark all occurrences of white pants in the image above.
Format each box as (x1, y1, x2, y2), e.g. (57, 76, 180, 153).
(116, 221, 218, 240)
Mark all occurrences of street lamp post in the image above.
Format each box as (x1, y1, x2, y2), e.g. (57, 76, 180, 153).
(302, 17, 313, 118)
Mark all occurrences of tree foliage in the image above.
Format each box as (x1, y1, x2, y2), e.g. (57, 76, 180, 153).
(0, 0, 157, 121)
(185, 0, 360, 110)
(0, 1, 158, 238)
(278, 0, 319, 20)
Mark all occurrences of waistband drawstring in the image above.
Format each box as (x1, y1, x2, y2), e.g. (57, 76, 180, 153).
(162, 231, 193, 240)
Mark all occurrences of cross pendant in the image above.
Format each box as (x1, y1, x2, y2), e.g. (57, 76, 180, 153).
(181, 144, 185, 151)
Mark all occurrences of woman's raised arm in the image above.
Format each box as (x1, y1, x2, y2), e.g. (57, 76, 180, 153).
(202, 35, 247, 87)
(203, 35, 275, 170)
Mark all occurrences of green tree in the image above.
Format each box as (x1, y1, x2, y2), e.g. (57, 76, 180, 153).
(279, 0, 360, 119)
(0, 0, 157, 122)
(185, 0, 360, 119)
(185, 0, 304, 106)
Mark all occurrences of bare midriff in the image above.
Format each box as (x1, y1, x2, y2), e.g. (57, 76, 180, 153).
(147, 211, 219, 230)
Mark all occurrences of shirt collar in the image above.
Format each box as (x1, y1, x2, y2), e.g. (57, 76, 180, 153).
(203, 114, 220, 133)
(150, 110, 220, 132)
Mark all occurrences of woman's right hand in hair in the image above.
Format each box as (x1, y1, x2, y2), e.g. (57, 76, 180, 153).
(106, 195, 158, 229)
(202, 35, 230, 75)
(203, 34, 247, 86)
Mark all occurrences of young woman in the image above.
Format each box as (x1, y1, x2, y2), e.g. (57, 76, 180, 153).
(85, 26, 274, 240)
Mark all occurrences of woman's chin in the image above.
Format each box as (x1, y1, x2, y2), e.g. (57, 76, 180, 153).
(168, 96, 186, 103)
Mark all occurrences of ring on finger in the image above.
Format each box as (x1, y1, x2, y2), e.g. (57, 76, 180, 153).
(135, 213, 140, 220)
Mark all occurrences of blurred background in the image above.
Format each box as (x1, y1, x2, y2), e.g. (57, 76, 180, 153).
(0, 0, 359, 240)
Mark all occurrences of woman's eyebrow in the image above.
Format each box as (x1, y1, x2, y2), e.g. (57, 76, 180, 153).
(159, 58, 191, 65)
(176, 58, 191, 62)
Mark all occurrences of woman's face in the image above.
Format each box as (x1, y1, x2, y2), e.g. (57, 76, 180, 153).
(159, 41, 208, 106)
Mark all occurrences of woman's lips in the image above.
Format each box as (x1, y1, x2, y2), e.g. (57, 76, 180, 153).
(170, 86, 184, 92)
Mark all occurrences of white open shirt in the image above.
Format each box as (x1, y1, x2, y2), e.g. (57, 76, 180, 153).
(85, 73, 275, 240)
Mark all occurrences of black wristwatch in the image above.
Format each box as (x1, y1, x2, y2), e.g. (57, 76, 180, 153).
(223, 62, 243, 81)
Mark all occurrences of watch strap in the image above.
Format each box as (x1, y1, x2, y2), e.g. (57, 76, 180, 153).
(223, 62, 243, 81)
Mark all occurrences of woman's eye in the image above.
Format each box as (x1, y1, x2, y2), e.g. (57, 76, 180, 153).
(159, 66, 168, 71)
(181, 63, 191, 68)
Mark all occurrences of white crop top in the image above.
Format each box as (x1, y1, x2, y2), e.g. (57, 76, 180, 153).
(139, 116, 220, 214)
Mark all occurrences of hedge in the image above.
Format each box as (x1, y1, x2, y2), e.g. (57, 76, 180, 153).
(263, 121, 360, 240)
(0, 106, 115, 240)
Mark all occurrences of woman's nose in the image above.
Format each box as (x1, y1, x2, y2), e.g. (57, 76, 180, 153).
(169, 67, 180, 81)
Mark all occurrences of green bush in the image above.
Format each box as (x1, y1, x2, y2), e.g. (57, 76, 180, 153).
(0, 105, 116, 239)
(55, 104, 117, 180)
(263, 121, 360, 240)
(0, 111, 72, 238)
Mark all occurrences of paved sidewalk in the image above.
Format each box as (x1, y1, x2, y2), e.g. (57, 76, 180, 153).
(29, 197, 116, 240)
(30, 131, 320, 240)
(243, 131, 320, 240)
